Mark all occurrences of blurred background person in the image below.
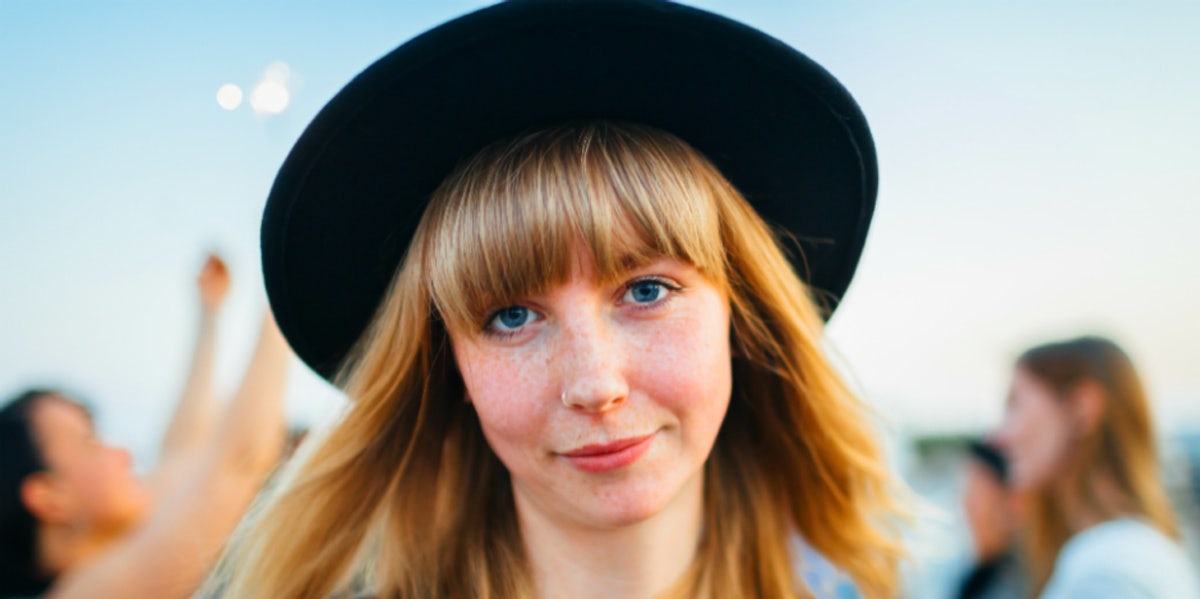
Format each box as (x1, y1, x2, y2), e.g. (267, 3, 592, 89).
(0, 254, 290, 598)
(993, 336, 1199, 598)
(955, 439, 1026, 599)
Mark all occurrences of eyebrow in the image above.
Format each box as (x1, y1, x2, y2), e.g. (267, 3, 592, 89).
(618, 254, 644, 271)
(613, 251, 680, 276)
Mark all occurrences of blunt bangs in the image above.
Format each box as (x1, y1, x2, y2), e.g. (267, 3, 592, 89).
(419, 122, 731, 334)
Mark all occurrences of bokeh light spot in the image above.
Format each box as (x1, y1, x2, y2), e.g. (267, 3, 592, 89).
(250, 81, 290, 115)
(216, 84, 243, 110)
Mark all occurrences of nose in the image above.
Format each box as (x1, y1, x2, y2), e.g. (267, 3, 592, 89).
(557, 314, 629, 414)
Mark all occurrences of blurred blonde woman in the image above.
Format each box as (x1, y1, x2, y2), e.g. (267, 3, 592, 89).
(214, 2, 908, 598)
(994, 336, 1199, 597)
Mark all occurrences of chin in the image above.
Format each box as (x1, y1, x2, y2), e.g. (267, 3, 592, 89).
(581, 497, 670, 529)
(118, 487, 153, 528)
(576, 474, 692, 529)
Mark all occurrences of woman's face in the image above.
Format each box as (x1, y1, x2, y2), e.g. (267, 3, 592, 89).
(29, 396, 149, 532)
(449, 254, 732, 529)
(992, 367, 1075, 493)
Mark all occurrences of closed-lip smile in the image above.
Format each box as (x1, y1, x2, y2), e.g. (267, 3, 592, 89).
(559, 432, 657, 473)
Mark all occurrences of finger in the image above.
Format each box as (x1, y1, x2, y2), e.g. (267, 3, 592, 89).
(210, 254, 228, 274)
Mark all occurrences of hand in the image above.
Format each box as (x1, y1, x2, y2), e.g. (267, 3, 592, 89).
(198, 254, 231, 310)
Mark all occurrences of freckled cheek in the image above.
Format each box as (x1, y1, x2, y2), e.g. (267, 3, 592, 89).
(455, 345, 554, 453)
(628, 311, 732, 421)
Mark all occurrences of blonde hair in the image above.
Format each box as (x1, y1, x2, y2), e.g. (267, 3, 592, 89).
(1016, 336, 1179, 594)
(215, 121, 906, 598)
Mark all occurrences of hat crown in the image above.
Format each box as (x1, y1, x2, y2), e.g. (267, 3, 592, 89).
(263, 0, 877, 380)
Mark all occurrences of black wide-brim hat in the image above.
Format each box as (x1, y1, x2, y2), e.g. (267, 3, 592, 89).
(263, 0, 878, 381)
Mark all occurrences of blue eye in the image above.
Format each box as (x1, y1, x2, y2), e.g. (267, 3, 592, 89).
(490, 306, 534, 331)
(623, 280, 668, 304)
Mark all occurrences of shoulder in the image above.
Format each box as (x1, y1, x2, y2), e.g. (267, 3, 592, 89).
(1056, 518, 1187, 570)
(1043, 519, 1200, 599)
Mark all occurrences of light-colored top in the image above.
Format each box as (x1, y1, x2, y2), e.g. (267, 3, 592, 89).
(792, 536, 863, 598)
(1041, 518, 1200, 599)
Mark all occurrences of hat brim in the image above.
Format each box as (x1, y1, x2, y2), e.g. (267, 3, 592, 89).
(263, 0, 878, 380)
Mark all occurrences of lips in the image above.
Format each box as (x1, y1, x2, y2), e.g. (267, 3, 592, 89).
(559, 432, 657, 473)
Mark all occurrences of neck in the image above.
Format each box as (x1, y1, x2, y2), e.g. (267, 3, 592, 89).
(517, 472, 704, 599)
(1053, 466, 1128, 535)
(37, 521, 122, 578)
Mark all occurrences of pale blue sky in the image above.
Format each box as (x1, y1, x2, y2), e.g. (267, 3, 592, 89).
(2, 1, 1198, 464)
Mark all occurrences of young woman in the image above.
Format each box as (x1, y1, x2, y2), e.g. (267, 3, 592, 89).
(216, 2, 908, 597)
(993, 336, 1199, 598)
(0, 255, 290, 598)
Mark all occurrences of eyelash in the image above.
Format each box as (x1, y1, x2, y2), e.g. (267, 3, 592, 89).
(482, 306, 536, 340)
(480, 276, 683, 340)
(621, 276, 682, 310)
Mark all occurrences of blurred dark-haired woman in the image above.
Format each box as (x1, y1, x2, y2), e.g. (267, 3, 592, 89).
(955, 439, 1026, 599)
(0, 254, 290, 598)
(993, 336, 1199, 598)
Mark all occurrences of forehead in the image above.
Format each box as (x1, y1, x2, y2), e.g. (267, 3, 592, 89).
(1011, 367, 1048, 395)
(1009, 368, 1067, 415)
(422, 128, 730, 334)
(966, 460, 1003, 486)
(29, 397, 95, 455)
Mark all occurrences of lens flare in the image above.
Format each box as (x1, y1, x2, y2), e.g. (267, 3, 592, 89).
(250, 81, 290, 115)
(249, 61, 294, 116)
(216, 84, 243, 110)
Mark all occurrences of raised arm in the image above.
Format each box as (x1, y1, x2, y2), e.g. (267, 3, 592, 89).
(204, 310, 290, 476)
(47, 313, 291, 599)
(147, 254, 229, 498)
